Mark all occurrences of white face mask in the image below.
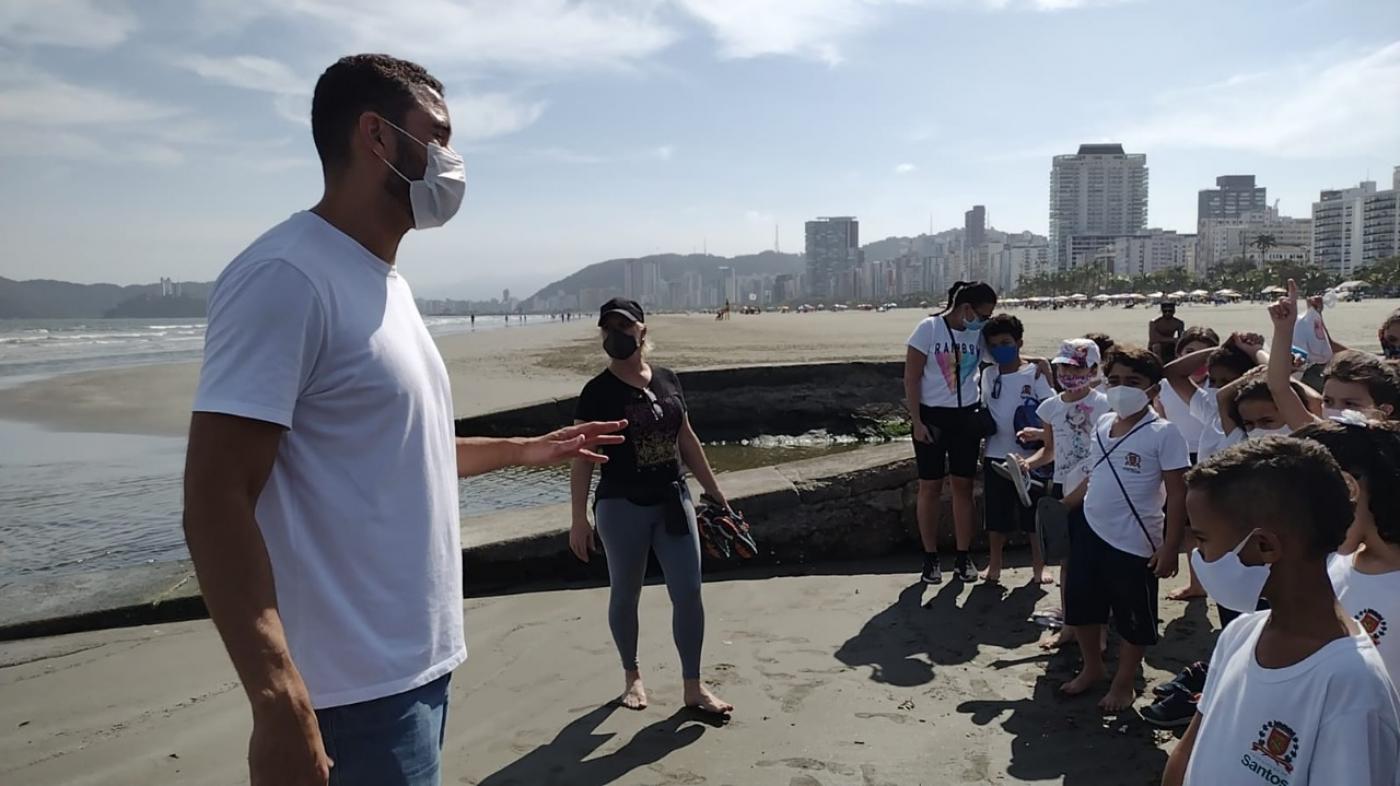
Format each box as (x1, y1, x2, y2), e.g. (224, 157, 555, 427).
(1105, 385, 1151, 417)
(1190, 530, 1271, 613)
(377, 118, 467, 230)
(1246, 425, 1292, 440)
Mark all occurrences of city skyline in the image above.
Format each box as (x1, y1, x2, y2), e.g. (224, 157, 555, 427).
(1, 1, 1397, 299)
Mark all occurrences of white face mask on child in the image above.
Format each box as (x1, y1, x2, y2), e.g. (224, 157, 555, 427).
(1246, 425, 1292, 440)
(1190, 530, 1271, 613)
(1105, 385, 1150, 416)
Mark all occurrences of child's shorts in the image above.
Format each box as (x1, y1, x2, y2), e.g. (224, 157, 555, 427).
(1063, 507, 1159, 646)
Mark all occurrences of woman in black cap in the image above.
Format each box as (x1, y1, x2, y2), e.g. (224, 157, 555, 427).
(568, 297, 734, 716)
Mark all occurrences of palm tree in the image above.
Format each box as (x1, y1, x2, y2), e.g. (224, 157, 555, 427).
(1251, 234, 1277, 267)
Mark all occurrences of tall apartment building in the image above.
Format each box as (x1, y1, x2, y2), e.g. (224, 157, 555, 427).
(1065, 229, 1194, 278)
(623, 258, 660, 305)
(1198, 175, 1267, 224)
(1312, 173, 1400, 276)
(964, 205, 986, 250)
(805, 216, 861, 299)
(1049, 143, 1148, 269)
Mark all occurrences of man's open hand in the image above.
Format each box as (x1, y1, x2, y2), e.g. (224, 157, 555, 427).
(520, 421, 627, 466)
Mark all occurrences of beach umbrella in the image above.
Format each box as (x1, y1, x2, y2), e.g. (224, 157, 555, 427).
(1189, 289, 1209, 298)
(1168, 290, 1188, 300)
(1147, 291, 1164, 299)
(1092, 294, 1111, 301)
(1260, 285, 1286, 295)
(1336, 280, 1370, 290)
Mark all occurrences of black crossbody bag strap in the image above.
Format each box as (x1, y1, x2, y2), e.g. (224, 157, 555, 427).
(944, 317, 981, 411)
(1093, 417, 1159, 552)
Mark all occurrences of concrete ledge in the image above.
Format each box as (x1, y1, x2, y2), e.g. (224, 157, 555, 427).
(0, 442, 988, 642)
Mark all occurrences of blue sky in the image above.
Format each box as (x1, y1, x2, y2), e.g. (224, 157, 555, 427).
(1, 0, 1397, 299)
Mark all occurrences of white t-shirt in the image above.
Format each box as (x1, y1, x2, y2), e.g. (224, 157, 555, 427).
(1191, 387, 1243, 462)
(1186, 610, 1400, 786)
(1330, 552, 1400, 680)
(981, 363, 1056, 459)
(194, 211, 466, 709)
(1294, 309, 1334, 367)
(1035, 389, 1111, 492)
(1082, 412, 1190, 558)
(907, 316, 986, 409)
(1159, 381, 1204, 453)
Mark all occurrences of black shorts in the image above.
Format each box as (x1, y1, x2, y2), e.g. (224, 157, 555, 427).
(1064, 508, 1159, 646)
(983, 458, 1038, 534)
(913, 405, 981, 481)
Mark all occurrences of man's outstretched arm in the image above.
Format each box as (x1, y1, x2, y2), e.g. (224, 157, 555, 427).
(455, 420, 627, 478)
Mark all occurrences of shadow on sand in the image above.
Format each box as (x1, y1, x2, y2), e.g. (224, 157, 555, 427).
(833, 572, 1047, 686)
(473, 704, 726, 786)
(958, 675, 1170, 785)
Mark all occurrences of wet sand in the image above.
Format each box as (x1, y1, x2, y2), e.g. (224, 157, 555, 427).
(0, 300, 1393, 437)
(0, 559, 1214, 785)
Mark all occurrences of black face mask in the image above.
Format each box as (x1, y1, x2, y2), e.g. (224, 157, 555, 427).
(604, 330, 639, 360)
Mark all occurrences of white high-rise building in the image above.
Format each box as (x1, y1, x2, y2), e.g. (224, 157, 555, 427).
(1312, 174, 1400, 277)
(805, 217, 861, 299)
(1049, 143, 1149, 269)
(1065, 229, 1193, 278)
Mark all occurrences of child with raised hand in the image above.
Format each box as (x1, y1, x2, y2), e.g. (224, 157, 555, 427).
(1193, 335, 1266, 464)
(1061, 346, 1189, 711)
(1268, 280, 1400, 425)
(978, 314, 1056, 583)
(1163, 438, 1400, 786)
(1296, 419, 1400, 679)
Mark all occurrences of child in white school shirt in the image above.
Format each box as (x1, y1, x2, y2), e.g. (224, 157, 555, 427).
(1297, 418, 1400, 680)
(1164, 438, 1400, 786)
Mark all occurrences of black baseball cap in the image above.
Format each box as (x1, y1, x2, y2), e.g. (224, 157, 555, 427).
(598, 297, 644, 326)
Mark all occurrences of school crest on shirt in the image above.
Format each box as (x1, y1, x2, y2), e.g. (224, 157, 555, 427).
(1249, 720, 1300, 775)
(1355, 607, 1389, 645)
(1123, 452, 1142, 471)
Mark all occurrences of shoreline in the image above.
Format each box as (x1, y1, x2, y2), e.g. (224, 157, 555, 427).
(0, 301, 1393, 437)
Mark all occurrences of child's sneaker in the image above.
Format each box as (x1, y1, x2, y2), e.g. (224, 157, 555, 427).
(921, 554, 942, 585)
(954, 555, 978, 583)
(1142, 689, 1199, 728)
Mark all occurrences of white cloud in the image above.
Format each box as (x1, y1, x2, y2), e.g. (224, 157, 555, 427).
(652, 144, 676, 161)
(1119, 39, 1400, 157)
(175, 54, 306, 95)
(0, 0, 139, 49)
(204, 0, 678, 72)
(675, 0, 891, 65)
(894, 162, 917, 174)
(450, 93, 547, 142)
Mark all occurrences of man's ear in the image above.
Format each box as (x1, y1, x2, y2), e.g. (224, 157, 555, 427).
(1341, 471, 1361, 508)
(1249, 528, 1284, 567)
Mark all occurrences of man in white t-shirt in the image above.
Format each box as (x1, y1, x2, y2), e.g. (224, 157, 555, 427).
(1062, 346, 1189, 712)
(978, 315, 1056, 583)
(183, 55, 623, 786)
(1164, 438, 1400, 786)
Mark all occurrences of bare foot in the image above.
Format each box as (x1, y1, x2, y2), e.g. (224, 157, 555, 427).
(1032, 570, 1055, 585)
(1098, 682, 1137, 712)
(1167, 583, 1207, 601)
(684, 682, 733, 716)
(1060, 666, 1105, 696)
(618, 672, 648, 710)
(1039, 627, 1075, 651)
(979, 566, 1002, 583)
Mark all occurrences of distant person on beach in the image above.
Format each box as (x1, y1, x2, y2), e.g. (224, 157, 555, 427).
(905, 280, 998, 585)
(182, 54, 625, 786)
(1148, 302, 1184, 362)
(1293, 292, 1335, 391)
(1163, 438, 1400, 786)
(569, 297, 734, 717)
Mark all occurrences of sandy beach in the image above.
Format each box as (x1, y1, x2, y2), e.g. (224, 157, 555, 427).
(1, 559, 1214, 786)
(1, 300, 1395, 437)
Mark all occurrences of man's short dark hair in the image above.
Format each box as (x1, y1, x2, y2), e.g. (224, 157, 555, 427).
(1186, 437, 1353, 557)
(1104, 345, 1165, 384)
(1325, 350, 1400, 415)
(311, 54, 444, 170)
(983, 314, 1024, 342)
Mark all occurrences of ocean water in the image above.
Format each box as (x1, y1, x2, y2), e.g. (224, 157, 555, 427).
(0, 315, 502, 380)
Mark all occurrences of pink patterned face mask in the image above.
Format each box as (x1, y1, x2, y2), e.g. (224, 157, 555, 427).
(1059, 372, 1094, 391)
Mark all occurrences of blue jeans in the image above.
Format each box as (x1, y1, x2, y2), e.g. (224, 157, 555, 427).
(316, 674, 451, 786)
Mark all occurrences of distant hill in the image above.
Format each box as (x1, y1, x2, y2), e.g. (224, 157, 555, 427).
(104, 293, 207, 319)
(0, 277, 212, 319)
(526, 251, 804, 305)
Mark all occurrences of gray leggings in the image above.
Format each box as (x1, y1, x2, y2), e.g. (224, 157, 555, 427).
(594, 495, 705, 680)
